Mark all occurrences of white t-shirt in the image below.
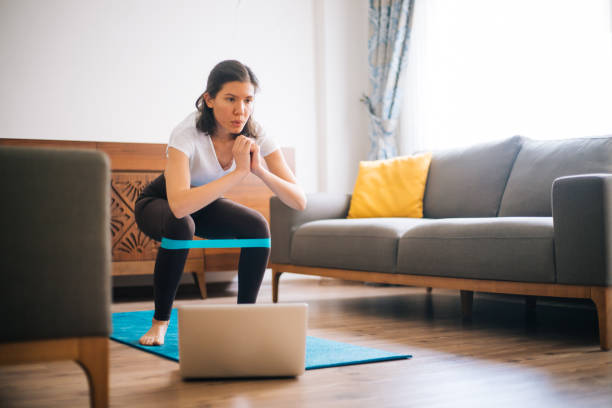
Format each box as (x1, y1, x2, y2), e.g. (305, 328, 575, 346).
(167, 111, 278, 187)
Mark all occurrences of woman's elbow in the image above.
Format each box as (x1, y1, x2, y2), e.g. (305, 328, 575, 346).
(294, 194, 307, 211)
(168, 200, 188, 219)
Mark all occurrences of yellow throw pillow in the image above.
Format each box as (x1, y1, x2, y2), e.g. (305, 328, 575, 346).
(347, 152, 433, 218)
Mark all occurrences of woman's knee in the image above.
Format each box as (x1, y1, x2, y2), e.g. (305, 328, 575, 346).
(246, 211, 270, 238)
(164, 214, 195, 240)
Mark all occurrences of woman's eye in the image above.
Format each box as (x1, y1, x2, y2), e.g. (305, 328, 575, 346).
(227, 97, 235, 102)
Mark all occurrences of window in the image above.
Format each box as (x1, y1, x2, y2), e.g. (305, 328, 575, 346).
(400, 0, 612, 153)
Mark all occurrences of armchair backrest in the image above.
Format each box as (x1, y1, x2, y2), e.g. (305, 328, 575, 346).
(0, 146, 111, 342)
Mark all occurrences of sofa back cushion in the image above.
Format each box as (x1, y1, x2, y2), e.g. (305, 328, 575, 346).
(423, 136, 523, 218)
(498, 136, 612, 217)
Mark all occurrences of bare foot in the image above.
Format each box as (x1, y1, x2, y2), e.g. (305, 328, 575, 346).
(139, 318, 169, 346)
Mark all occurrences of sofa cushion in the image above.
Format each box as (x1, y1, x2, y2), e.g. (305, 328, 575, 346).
(397, 218, 555, 283)
(423, 136, 523, 218)
(291, 218, 433, 273)
(347, 152, 432, 218)
(498, 136, 612, 216)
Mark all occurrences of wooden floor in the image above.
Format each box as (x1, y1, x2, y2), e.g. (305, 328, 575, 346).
(2, 276, 612, 408)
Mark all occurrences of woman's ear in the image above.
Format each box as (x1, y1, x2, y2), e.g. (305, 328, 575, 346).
(203, 92, 214, 109)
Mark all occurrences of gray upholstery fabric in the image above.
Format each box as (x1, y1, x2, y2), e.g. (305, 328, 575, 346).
(291, 218, 432, 273)
(270, 137, 612, 292)
(397, 218, 555, 283)
(423, 136, 523, 218)
(553, 174, 612, 285)
(0, 146, 111, 342)
(270, 193, 351, 264)
(499, 136, 612, 217)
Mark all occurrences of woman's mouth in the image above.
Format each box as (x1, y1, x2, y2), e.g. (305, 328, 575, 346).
(231, 121, 243, 127)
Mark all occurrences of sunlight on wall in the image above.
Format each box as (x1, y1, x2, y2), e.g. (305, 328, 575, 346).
(401, 0, 612, 153)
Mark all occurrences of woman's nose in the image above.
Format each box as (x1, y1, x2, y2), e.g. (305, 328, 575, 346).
(234, 101, 247, 115)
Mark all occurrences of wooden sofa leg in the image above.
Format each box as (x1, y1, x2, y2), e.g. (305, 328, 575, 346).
(193, 271, 207, 299)
(591, 287, 612, 351)
(460, 290, 474, 320)
(272, 268, 283, 303)
(76, 337, 109, 408)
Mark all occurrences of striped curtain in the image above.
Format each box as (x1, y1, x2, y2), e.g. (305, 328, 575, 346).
(362, 0, 415, 160)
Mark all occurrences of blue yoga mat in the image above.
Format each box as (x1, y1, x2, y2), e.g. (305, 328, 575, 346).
(111, 310, 411, 370)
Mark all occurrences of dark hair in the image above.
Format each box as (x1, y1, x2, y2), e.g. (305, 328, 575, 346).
(195, 60, 260, 139)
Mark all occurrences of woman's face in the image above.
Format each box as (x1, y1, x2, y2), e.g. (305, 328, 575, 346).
(205, 81, 255, 136)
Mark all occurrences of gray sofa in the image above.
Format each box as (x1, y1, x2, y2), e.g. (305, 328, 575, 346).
(0, 146, 111, 407)
(270, 136, 612, 351)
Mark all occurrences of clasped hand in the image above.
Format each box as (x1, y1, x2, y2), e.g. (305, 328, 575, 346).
(232, 135, 262, 175)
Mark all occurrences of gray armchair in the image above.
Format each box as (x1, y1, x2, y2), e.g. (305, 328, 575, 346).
(0, 146, 111, 407)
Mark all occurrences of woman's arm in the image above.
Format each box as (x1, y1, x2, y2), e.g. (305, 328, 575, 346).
(165, 136, 253, 218)
(251, 147, 307, 211)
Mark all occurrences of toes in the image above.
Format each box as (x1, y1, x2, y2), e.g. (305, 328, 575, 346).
(140, 334, 156, 346)
(139, 327, 167, 346)
(139, 334, 164, 346)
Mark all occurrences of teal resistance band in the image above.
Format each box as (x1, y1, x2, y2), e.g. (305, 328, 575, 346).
(160, 237, 271, 250)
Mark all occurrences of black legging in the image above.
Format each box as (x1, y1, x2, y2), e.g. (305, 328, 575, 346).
(134, 174, 270, 321)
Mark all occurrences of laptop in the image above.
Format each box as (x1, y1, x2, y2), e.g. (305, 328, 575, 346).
(178, 303, 308, 379)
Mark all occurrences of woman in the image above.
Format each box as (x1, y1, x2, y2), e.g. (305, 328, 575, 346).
(135, 60, 306, 346)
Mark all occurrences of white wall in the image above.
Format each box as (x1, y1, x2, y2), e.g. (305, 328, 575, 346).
(0, 0, 324, 192)
(0, 0, 370, 194)
(315, 0, 369, 193)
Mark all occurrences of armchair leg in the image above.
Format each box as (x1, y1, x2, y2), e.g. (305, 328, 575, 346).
(76, 337, 109, 408)
(460, 290, 474, 320)
(591, 287, 612, 351)
(272, 268, 283, 303)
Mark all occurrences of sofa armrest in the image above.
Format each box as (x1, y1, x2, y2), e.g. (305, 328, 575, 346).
(270, 193, 351, 264)
(552, 174, 612, 285)
(0, 146, 111, 342)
